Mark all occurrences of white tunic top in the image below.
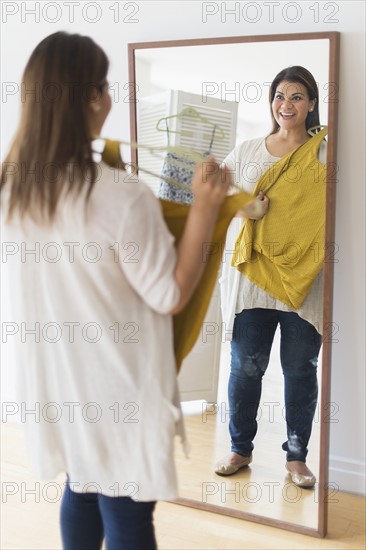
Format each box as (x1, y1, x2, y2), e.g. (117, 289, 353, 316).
(1, 162, 184, 501)
(220, 137, 327, 337)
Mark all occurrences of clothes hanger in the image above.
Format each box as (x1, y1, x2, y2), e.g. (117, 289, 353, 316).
(93, 137, 205, 163)
(94, 136, 243, 193)
(307, 125, 328, 137)
(156, 107, 225, 141)
(93, 137, 203, 191)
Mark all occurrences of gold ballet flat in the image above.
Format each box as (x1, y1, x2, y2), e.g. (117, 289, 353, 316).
(285, 463, 316, 488)
(214, 454, 253, 476)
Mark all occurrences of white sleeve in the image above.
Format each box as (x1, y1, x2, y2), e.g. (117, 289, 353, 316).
(117, 185, 180, 315)
(318, 141, 327, 164)
(221, 147, 239, 196)
(221, 148, 236, 171)
(221, 140, 258, 193)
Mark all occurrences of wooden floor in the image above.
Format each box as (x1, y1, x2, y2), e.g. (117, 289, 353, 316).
(175, 337, 320, 529)
(1, 422, 365, 549)
(174, 411, 320, 529)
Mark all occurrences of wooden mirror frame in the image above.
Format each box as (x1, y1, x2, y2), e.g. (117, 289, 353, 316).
(128, 31, 340, 537)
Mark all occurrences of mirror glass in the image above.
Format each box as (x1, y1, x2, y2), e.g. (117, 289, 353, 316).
(129, 34, 338, 535)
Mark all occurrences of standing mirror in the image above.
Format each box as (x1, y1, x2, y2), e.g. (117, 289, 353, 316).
(128, 32, 339, 537)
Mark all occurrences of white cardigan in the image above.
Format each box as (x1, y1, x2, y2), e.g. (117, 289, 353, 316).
(1, 162, 185, 501)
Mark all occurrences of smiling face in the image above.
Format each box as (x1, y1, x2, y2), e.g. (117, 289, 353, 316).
(272, 80, 316, 132)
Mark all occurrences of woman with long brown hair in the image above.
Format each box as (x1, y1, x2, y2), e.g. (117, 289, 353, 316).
(1, 31, 232, 549)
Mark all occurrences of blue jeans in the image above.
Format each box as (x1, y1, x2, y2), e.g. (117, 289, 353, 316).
(60, 481, 157, 550)
(229, 308, 322, 462)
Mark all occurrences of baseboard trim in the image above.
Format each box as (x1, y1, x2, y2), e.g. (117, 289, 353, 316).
(329, 454, 366, 495)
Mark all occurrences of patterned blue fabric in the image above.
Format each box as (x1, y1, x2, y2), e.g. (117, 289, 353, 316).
(158, 122, 216, 204)
(158, 152, 195, 204)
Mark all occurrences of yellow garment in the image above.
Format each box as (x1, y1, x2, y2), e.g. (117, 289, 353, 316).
(232, 127, 327, 310)
(101, 140, 252, 370)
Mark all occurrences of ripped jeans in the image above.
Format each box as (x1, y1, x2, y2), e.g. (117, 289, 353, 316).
(229, 308, 322, 462)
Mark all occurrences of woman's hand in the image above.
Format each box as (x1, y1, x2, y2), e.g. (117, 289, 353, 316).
(236, 191, 269, 220)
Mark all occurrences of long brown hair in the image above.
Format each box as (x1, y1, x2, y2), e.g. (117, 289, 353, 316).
(1, 31, 109, 223)
(268, 66, 320, 135)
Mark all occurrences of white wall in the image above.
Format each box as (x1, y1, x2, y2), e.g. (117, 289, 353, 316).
(1, 1, 365, 494)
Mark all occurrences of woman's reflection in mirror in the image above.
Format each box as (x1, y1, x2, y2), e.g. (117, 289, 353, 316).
(216, 66, 327, 489)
